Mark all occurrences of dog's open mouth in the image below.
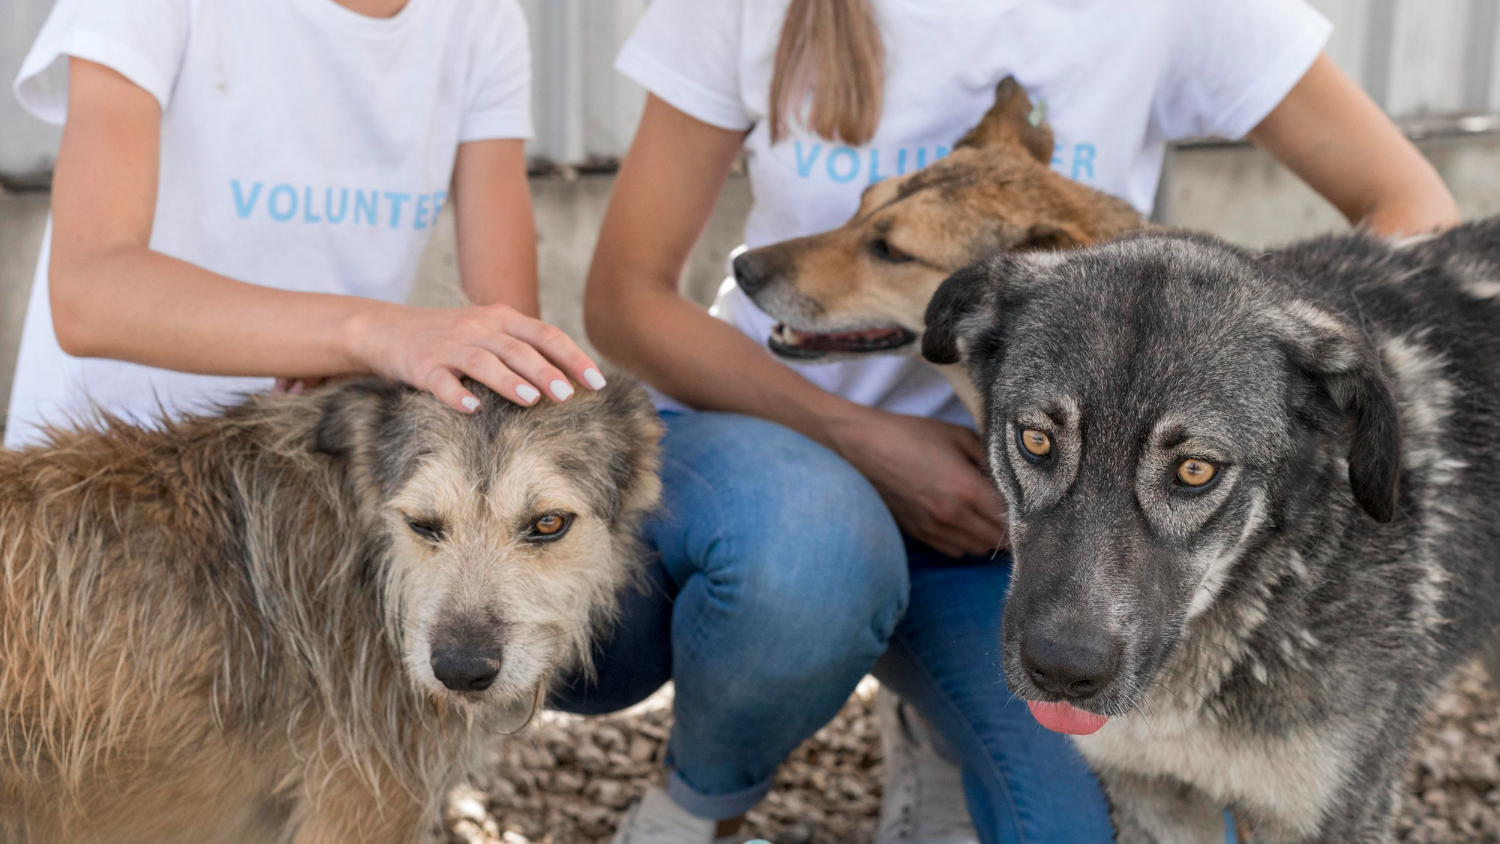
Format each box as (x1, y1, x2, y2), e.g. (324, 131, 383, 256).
(768, 323, 916, 359)
(1027, 700, 1110, 735)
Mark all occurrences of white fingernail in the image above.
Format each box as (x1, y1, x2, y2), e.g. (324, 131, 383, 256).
(583, 368, 607, 390)
(550, 380, 574, 401)
(516, 384, 541, 404)
(460, 396, 481, 412)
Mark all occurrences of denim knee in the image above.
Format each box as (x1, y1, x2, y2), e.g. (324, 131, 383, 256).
(550, 558, 677, 716)
(659, 413, 911, 686)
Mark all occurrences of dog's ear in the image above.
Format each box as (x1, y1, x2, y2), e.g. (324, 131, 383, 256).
(1018, 221, 1091, 252)
(922, 261, 997, 365)
(1276, 301, 1402, 522)
(314, 379, 388, 458)
(955, 77, 1053, 164)
(595, 378, 665, 520)
(312, 378, 417, 493)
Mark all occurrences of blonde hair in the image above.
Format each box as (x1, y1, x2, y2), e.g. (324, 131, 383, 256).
(769, 0, 885, 145)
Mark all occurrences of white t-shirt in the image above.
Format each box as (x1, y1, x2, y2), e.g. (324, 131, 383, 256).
(618, 0, 1332, 425)
(4, 0, 532, 449)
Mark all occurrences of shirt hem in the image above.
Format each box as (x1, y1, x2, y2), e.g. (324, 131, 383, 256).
(615, 44, 752, 132)
(1209, 15, 1333, 140)
(44, 30, 177, 118)
(459, 113, 535, 143)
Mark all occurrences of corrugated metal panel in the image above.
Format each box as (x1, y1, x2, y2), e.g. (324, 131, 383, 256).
(1308, 0, 1500, 114)
(3, 0, 1500, 182)
(518, 0, 649, 164)
(1388, 0, 1472, 115)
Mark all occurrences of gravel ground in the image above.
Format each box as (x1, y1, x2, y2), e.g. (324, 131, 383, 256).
(444, 665, 1500, 844)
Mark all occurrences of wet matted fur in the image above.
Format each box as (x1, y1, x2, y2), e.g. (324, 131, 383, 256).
(0, 378, 662, 843)
(924, 221, 1500, 843)
(732, 76, 1143, 415)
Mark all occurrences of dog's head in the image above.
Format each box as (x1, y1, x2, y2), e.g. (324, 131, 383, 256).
(922, 233, 1401, 733)
(735, 77, 1142, 362)
(310, 377, 662, 712)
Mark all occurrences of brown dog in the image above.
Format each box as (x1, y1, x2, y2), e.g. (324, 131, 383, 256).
(732, 77, 1144, 415)
(0, 378, 662, 844)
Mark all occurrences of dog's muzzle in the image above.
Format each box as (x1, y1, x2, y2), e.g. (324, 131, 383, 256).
(1014, 628, 1121, 735)
(431, 644, 503, 693)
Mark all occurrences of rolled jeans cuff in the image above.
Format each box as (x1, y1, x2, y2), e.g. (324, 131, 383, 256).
(665, 768, 775, 820)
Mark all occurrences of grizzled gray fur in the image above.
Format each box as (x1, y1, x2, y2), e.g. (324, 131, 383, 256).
(922, 220, 1500, 843)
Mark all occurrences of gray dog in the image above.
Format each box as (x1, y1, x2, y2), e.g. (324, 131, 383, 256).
(922, 220, 1500, 843)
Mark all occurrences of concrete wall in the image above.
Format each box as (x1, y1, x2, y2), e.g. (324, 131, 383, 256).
(1157, 129, 1500, 247)
(4, 131, 1500, 437)
(6, 0, 1500, 183)
(0, 190, 47, 422)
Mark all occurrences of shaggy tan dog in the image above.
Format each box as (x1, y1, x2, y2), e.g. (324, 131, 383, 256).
(0, 377, 662, 843)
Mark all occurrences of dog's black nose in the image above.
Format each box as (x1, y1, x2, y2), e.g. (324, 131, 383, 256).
(1020, 632, 1118, 699)
(733, 251, 771, 296)
(431, 646, 502, 692)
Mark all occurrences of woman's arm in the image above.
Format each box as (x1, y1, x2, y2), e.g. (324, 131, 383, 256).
(584, 97, 842, 434)
(1248, 54, 1460, 237)
(585, 95, 1007, 557)
(49, 58, 598, 412)
(452, 138, 540, 315)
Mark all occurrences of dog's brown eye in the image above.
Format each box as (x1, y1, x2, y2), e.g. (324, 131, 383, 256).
(1176, 459, 1217, 487)
(405, 515, 445, 542)
(1018, 428, 1052, 461)
(526, 512, 575, 544)
(869, 237, 913, 264)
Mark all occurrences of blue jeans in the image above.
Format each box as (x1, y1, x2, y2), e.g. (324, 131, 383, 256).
(551, 411, 1114, 844)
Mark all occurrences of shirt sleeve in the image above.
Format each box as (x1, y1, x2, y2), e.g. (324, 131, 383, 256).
(614, 0, 750, 131)
(1153, 0, 1333, 141)
(13, 0, 190, 125)
(459, 0, 533, 142)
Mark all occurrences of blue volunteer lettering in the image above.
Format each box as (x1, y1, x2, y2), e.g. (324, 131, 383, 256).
(383, 192, 412, 228)
(229, 180, 447, 230)
(790, 142, 952, 185)
(231, 180, 262, 218)
(1050, 142, 1098, 181)
(326, 188, 350, 224)
(355, 190, 380, 226)
(268, 185, 297, 221)
(782, 139, 1100, 187)
(302, 187, 321, 223)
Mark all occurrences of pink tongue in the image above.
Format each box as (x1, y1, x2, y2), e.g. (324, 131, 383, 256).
(1028, 700, 1109, 735)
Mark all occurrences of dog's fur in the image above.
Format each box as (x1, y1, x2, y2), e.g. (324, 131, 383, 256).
(924, 221, 1500, 842)
(733, 77, 1143, 414)
(0, 378, 662, 843)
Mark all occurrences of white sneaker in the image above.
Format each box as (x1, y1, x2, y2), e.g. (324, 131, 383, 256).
(611, 786, 740, 844)
(875, 688, 980, 844)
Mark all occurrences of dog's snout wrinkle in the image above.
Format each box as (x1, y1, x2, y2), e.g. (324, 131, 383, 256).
(1020, 629, 1119, 699)
(431, 644, 504, 693)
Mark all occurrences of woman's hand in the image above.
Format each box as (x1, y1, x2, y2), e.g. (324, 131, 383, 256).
(828, 406, 1009, 559)
(344, 301, 605, 413)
